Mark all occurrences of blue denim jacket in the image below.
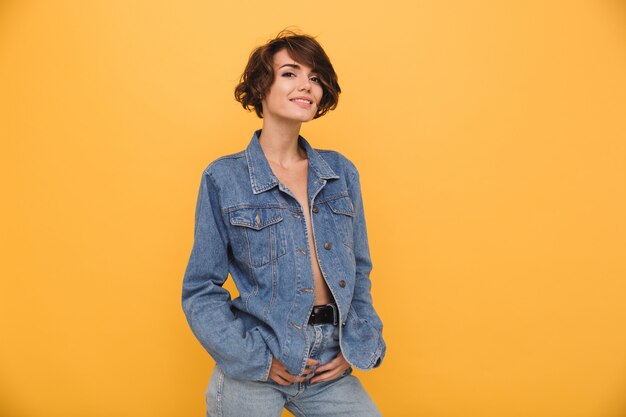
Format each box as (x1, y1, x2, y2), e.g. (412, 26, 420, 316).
(182, 129, 386, 381)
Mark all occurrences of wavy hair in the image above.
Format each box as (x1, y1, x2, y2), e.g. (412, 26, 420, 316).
(234, 29, 341, 119)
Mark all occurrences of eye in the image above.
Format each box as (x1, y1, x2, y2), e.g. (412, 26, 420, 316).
(281, 72, 296, 77)
(310, 76, 321, 84)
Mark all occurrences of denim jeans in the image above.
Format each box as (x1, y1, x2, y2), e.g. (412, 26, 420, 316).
(205, 323, 382, 417)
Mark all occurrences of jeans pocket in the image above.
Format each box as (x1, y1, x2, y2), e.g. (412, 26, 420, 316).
(341, 367, 353, 378)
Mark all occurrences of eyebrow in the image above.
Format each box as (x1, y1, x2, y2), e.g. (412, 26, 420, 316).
(278, 63, 318, 75)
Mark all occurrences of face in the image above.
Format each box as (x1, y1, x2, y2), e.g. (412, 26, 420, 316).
(261, 48, 324, 124)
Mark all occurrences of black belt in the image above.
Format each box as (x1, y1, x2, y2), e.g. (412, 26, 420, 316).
(308, 303, 339, 325)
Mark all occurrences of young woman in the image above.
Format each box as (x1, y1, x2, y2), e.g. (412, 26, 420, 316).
(182, 30, 386, 417)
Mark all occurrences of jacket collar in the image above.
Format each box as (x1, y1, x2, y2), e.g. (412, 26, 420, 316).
(245, 129, 339, 194)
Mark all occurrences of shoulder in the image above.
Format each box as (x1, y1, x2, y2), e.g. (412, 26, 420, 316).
(202, 150, 247, 178)
(204, 149, 246, 172)
(190, 150, 249, 196)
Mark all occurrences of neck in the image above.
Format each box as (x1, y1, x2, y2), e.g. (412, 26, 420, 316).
(258, 118, 306, 167)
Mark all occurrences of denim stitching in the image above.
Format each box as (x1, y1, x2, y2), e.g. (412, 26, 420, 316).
(326, 196, 355, 216)
(285, 401, 308, 417)
(216, 367, 224, 417)
(224, 203, 286, 212)
(231, 209, 287, 267)
(313, 190, 349, 205)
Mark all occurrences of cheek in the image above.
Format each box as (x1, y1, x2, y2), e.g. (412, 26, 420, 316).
(264, 88, 286, 109)
(313, 88, 324, 105)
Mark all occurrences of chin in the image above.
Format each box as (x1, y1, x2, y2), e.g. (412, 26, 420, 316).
(270, 107, 318, 124)
(284, 113, 317, 123)
(300, 110, 318, 122)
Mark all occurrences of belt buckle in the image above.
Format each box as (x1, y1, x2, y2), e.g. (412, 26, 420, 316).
(328, 303, 338, 326)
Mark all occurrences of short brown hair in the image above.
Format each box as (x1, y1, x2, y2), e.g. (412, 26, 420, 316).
(234, 29, 341, 119)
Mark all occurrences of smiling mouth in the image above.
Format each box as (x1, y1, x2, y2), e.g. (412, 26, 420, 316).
(290, 98, 313, 104)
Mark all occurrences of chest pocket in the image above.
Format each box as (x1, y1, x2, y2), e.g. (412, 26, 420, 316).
(326, 196, 355, 249)
(229, 207, 287, 267)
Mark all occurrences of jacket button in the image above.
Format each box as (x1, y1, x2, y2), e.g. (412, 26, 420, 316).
(324, 242, 332, 250)
(339, 280, 347, 288)
(312, 206, 319, 213)
(292, 213, 302, 218)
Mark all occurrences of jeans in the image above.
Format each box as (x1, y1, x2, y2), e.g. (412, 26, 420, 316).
(205, 323, 382, 417)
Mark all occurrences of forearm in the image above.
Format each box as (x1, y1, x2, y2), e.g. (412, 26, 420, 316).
(182, 276, 272, 381)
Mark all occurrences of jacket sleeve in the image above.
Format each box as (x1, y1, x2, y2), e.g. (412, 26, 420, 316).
(347, 164, 386, 368)
(181, 169, 272, 381)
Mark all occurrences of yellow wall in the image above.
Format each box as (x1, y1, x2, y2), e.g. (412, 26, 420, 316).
(1, 1, 625, 416)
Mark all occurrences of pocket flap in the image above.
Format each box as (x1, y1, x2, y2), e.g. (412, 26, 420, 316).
(229, 207, 283, 230)
(327, 196, 354, 217)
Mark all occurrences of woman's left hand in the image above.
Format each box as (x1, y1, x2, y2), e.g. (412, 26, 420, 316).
(309, 352, 351, 384)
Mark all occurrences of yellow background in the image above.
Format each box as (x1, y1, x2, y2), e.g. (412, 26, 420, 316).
(1, 1, 625, 416)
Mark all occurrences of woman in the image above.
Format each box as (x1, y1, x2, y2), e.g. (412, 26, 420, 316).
(182, 30, 386, 417)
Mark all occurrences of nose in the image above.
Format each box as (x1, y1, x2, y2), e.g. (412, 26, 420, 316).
(298, 77, 312, 91)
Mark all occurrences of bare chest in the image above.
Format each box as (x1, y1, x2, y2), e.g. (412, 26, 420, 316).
(271, 162, 310, 211)
(270, 159, 332, 303)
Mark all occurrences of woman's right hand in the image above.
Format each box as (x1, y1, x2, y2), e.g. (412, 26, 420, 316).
(268, 356, 319, 385)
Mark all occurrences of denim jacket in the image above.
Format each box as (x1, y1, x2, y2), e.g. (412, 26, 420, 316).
(182, 129, 386, 381)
